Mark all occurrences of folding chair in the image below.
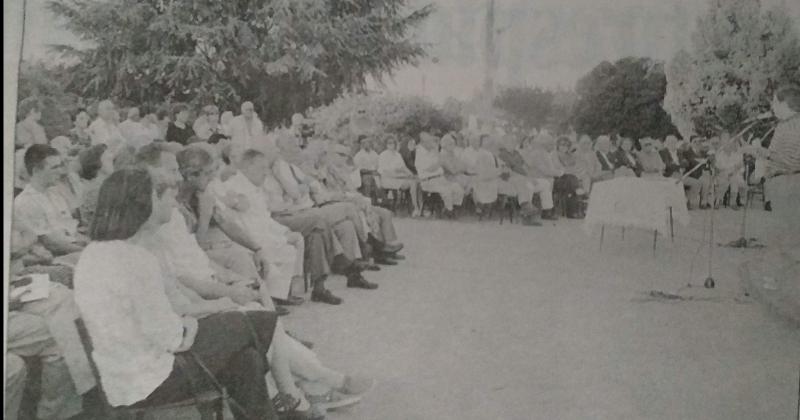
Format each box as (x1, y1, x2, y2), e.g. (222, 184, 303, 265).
(75, 319, 225, 420)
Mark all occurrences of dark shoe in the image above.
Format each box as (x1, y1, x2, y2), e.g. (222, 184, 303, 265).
(541, 209, 558, 220)
(273, 393, 313, 420)
(347, 273, 378, 289)
(311, 289, 343, 305)
(764, 201, 772, 211)
(382, 242, 404, 254)
(374, 256, 398, 265)
(387, 253, 405, 260)
(276, 306, 291, 316)
(273, 295, 305, 306)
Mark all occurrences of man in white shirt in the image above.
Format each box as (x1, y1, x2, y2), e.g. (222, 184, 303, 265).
(229, 101, 267, 162)
(193, 104, 222, 141)
(415, 132, 464, 214)
(13, 145, 87, 257)
(118, 107, 153, 150)
(88, 99, 126, 153)
(521, 133, 558, 220)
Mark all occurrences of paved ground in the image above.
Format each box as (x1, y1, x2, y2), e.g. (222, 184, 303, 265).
(164, 207, 800, 420)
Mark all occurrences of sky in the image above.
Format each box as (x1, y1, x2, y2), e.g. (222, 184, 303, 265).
(13, 0, 800, 103)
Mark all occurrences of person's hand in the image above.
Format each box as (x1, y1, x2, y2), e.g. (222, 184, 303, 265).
(216, 297, 240, 312)
(254, 248, 271, 278)
(230, 284, 260, 305)
(176, 316, 198, 352)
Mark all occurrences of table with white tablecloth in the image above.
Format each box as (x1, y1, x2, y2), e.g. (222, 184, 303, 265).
(583, 177, 690, 239)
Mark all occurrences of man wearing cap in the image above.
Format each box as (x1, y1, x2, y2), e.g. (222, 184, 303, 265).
(415, 132, 464, 215)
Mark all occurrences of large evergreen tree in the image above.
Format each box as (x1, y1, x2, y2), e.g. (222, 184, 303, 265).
(572, 57, 679, 140)
(48, 0, 432, 126)
(493, 86, 555, 131)
(663, 0, 800, 138)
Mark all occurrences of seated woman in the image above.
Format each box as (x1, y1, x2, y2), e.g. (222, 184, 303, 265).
(472, 134, 502, 212)
(552, 137, 585, 219)
(378, 135, 420, 216)
(612, 137, 642, 177)
(440, 134, 475, 194)
(73, 169, 279, 420)
(574, 135, 607, 191)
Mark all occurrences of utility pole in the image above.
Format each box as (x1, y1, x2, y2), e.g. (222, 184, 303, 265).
(483, 0, 496, 104)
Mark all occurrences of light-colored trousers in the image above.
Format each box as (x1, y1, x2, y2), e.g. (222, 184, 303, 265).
(421, 176, 464, 210)
(499, 175, 553, 209)
(5, 354, 27, 420)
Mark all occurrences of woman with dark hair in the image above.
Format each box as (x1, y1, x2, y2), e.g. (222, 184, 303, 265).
(77, 144, 114, 227)
(73, 169, 279, 420)
(165, 104, 195, 145)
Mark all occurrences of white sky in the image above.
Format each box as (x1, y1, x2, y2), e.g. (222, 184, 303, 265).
(15, 0, 800, 102)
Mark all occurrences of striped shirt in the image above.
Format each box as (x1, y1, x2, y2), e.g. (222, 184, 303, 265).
(767, 114, 800, 177)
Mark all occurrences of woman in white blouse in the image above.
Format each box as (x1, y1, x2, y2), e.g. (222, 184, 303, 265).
(73, 169, 279, 419)
(378, 135, 420, 216)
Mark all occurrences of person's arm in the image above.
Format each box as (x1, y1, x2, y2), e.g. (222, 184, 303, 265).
(210, 208, 272, 279)
(273, 161, 305, 201)
(39, 234, 83, 255)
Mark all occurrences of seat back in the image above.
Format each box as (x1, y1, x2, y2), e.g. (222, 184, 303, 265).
(74, 318, 116, 416)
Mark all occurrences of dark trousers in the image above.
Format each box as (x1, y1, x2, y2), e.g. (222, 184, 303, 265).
(554, 174, 583, 217)
(274, 211, 336, 280)
(139, 311, 278, 420)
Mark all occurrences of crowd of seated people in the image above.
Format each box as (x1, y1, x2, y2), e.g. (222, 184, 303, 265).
(8, 99, 407, 420)
(9, 96, 764, 420)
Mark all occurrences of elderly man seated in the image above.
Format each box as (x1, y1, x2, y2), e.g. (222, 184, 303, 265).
(415, 132, 464, 216)
(273, 135, 381, 269)
(316, 143, 405, 265)
(440, 134, 475, 195)
(14, 145, 88, 264)
(8, 224, 95, 420)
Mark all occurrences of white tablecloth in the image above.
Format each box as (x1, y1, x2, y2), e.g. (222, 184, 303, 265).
(583, 177, 690, 235)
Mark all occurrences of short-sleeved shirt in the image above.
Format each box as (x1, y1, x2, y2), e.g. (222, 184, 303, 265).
(766, 114, 800, 177)
(354, 150, 379, 172)
(14, 184, 79, 239)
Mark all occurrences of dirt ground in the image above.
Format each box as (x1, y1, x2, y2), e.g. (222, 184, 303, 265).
(162, 207, 800, 420)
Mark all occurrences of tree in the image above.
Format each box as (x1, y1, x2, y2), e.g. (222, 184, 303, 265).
(573, 57, 679, 139)
(17, 61, 83, 139)
(493, 86, 554, 131)
(663, 0, 800, 138)
(48, 0, 433, 126)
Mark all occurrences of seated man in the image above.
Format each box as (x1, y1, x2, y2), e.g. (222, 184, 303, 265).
(679, 137, 713, 209)
(377, 135, 420, 215)
(660, 135, 706, 209)
(471, 134, 502, 212)
(13, 145, 88, 262)
(520, 133, 559, 220)
(495, 136, 544, 226)
(8, 236, 96, 420)
(316, 143, 404, 265)
(272, 136, 376, 267)
(352, 135, 383, 203)
(713, 133, 746, 209)
(415, 132, 464, 216)
(134, 143, 268, 307)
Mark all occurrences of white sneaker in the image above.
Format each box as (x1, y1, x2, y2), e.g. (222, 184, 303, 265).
(309, 391, 361, 411)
